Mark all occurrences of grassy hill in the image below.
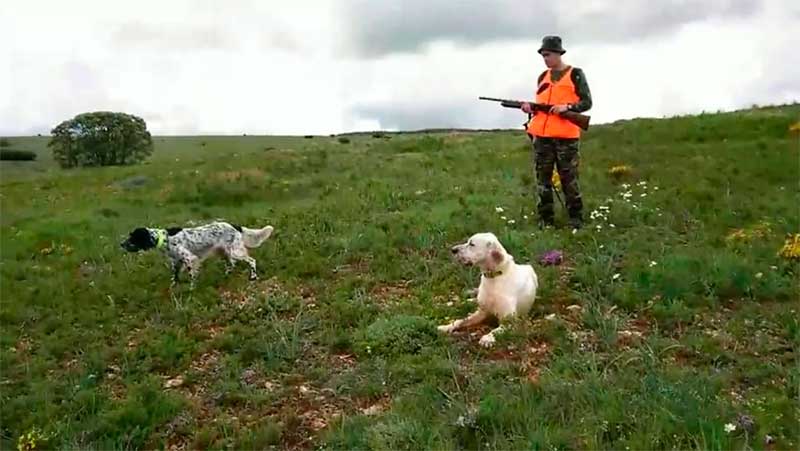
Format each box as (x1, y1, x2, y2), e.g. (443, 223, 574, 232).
(1, 104, 798, 450)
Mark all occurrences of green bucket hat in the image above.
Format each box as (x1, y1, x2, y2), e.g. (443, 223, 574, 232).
(538, 35, 566, 55)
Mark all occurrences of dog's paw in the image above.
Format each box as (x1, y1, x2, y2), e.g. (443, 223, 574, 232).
(437, 324, 454, 334)
(478, 334, 496, 347)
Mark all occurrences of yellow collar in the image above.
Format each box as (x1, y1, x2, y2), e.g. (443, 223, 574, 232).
(482, 269, 504, 279)
(154, 229, 168, 250)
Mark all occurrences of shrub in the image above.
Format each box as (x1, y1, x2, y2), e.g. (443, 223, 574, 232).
(48, 111, 154, 168)
(356, 315, 440, 357)
(337, 137, 351, 144)
(0, 149, 36, 161)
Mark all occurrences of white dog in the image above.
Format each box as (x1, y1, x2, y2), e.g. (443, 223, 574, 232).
(438, 232, 538, 347)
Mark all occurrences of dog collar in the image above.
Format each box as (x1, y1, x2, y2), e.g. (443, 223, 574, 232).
(153, 229, 168, 250)
(482, 269, 504, 279)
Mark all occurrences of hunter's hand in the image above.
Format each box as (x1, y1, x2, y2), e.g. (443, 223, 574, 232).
(521, 102, 533, 114)
(550, 104, 569, 114)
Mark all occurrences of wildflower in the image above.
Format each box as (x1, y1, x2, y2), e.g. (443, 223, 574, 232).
(755, 272, 763, 279)
(621, 183, 630, 189)
(539, 250, 563, 266)
(610, 224, 616, 228)
(545, 313, 557, 321)
(551, 170, 561, 189)
(724, 423, 737, 433)
(612, 273, 621, 281)
(649, 261, 657, 267)
(501, 216, 507, 221)
(507, 219, 516, 225)
(778, 233, 800, 260)
(609, 166, 633, 178)
(495, 206, 504, 213)
(727, 222, 773, 244)
(640, 193, 647, 198)
(524, 215, 529, 220)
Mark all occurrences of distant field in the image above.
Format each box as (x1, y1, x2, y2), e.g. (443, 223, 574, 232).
(1, 104, 798, 450)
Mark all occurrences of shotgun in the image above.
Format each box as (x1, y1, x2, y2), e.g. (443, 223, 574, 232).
(479, 96, 590, 131)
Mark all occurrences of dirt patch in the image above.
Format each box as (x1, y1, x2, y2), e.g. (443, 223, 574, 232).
(483, 339, 552, 384)
(218, 276, 290, 310)
(265, 381, 346, 450)
(357, 396, 392, 416)
(213, 168, 266, 182)
(331, 258, 372, 277)
(617, 314, 652, 348)
(370, 279, 414, 301)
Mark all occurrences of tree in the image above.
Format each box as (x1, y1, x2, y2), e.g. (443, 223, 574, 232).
(48, 112, 154, 168)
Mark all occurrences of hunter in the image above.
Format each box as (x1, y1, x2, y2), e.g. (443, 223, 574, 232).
(522, 35, 593, 230)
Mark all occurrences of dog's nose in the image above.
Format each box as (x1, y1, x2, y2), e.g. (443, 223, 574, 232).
(451, 246, 458, 254)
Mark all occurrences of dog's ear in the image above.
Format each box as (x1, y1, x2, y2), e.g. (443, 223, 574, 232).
(130, 228, 155, 249)
(490, 249, 504, 265)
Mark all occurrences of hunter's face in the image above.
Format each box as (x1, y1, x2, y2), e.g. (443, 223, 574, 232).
(541, 51, 560, 68)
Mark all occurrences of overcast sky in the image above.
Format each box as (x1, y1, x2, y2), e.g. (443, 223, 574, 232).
(1, 0, 797, 136)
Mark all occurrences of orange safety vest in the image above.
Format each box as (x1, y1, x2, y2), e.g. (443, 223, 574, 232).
(527, 66, 581, 139)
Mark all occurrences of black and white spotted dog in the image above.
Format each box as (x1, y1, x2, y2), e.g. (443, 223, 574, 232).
(120, 221, 274, 287)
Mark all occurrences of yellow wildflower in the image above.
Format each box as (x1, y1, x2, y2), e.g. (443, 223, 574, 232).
(778, 233, 800, 260)
(725, 221, 772, 244)
(551, 170, 561, 189)
(608, 165, 633, 180)
(17, 428, 48, 451)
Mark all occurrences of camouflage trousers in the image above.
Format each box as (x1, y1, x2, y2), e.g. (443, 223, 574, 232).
(532, 136, 583, 222)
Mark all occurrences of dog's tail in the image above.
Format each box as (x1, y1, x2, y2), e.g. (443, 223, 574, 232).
(242, 225, 274, 248)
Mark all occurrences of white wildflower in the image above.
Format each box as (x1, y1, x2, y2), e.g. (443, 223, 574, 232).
(612, 273, 621, 281)
(649, 261, 657, 267)
(610, 224, 616, 228)
(507, 219, 516, 225)
(545, 313, 557, 321)
(755, 272, 763, 279)
(495, 206, 504, 213)
(501, 216, 507, 220)
(621, 183, 630, 189)
(524, 215, 529, 220)
(724, 423, 736, 433)
(640, 193, 647, 198)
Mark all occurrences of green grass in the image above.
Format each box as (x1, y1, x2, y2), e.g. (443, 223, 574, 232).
(1, 104, 799, 450)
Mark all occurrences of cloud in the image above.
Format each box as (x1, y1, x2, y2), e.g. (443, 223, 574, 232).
(338, 0, 761, 58)
(0, 0, 796, 136)
(111, 22, 237, 51)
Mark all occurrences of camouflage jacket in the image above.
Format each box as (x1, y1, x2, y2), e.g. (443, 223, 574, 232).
(537, 66, 592, 113)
